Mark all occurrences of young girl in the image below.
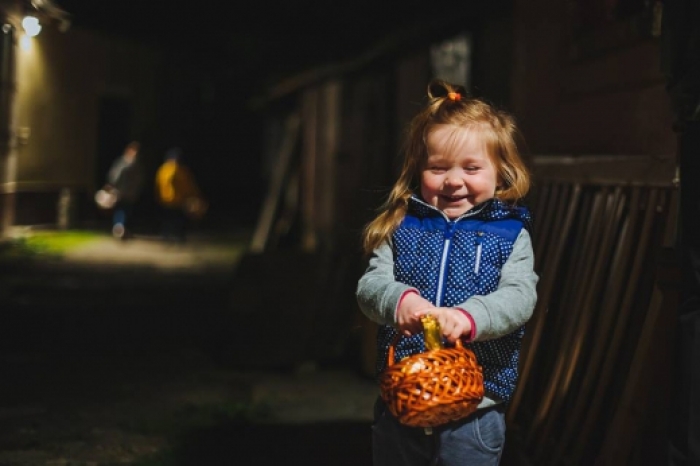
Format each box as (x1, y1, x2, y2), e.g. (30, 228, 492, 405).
(356, 79, 538, 466)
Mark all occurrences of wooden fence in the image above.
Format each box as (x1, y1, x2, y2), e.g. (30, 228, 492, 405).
(506, 155, 680, 465)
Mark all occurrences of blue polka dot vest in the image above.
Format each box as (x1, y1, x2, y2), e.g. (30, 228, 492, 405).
(376, 196, 533, 403)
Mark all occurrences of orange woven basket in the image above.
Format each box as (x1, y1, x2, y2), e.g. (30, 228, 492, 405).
(379, 334, 484, 427)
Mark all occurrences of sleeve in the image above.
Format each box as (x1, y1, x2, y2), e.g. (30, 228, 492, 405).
(460, 228, 538, 341)
(355, 239, 419, 326)
(107, 159, 121, 186)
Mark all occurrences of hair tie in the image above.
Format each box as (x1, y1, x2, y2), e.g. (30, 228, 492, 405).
(447, 92, 461, 101)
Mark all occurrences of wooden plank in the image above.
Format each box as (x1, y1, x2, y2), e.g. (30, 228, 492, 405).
(530, 188, 608, 451)
(594, 241, 677, 465)
(524, 187, 595, 420)
(532, 182, 558, 261)
(301, 88, 319, 252)
(551, 187, 642, 464)
(592, 189, 679, 465)
(535, 187, 627, 464)
(506, 155, 678, 465)
(508, 183, 581, 425)
(250, 113, 301, 253)
(530, 155, 677, 187)
(571, 189, 664, 463)
(267, 170, 300, 250)
(316, 80, 342, 245)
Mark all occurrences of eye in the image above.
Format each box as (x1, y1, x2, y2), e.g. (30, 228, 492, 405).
(464, 166, 480, 172)
(428, 166, 447, 173)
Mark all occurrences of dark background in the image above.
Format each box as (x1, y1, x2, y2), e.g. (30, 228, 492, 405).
(55, 0, 502, 229)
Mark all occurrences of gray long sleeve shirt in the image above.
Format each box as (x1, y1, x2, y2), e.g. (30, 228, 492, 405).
(356, 228, 538, 342)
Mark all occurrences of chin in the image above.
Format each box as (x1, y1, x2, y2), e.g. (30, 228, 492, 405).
(443, 207, 471, 219)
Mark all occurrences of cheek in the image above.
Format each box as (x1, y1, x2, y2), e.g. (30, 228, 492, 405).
(420, 173, 436, 195)
(481, 171, 499, 189)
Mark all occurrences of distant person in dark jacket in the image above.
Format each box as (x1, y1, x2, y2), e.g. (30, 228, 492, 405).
(105, 141, 144, 239)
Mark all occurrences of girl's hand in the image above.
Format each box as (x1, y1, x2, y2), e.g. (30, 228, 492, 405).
(426, 307, 472, 343)
(396, 292, 434, 336)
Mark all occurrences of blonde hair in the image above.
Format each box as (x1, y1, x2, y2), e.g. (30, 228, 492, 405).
(361, 79, 531, 254)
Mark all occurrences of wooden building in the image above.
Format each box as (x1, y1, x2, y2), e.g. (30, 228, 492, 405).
(0, 0, 164, 233)
(247, 0, 679, 464)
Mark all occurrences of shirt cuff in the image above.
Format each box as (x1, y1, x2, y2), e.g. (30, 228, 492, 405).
(455, 307, 476, 342)
(397, 289, 420, 311)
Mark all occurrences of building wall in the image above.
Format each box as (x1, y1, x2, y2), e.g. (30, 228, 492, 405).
(7, 19, 162, 227)
(14, 26, 104, 191)
(510, 0, 675, 159)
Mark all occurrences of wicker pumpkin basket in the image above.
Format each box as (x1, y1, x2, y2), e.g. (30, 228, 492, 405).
(379, 316, 484, 427)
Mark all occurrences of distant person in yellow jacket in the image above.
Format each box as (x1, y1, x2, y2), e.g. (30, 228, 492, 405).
(155, 147, 207, 242)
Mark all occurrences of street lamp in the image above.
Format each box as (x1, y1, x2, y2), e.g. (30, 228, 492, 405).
(21, 15, 41, 37)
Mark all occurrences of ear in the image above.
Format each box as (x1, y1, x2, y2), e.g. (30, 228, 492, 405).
(496, 174, 505, 189)
(494, 175, 506, 195)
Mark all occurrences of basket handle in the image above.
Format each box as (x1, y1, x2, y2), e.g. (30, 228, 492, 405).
(386, 333, 464, 367)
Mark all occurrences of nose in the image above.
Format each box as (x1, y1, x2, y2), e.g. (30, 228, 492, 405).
(444, 169, 463, 187)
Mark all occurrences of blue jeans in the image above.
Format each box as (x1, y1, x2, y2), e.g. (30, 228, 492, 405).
(112, 201, 134, 230)
(372, 398, 506, 466)
(112, 201, 134, 237)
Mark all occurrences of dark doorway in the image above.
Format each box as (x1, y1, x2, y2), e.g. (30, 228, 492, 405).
(95, 96, 131, 188)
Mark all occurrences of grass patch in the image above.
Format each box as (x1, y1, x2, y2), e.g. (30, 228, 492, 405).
(0, 230, 103, 260)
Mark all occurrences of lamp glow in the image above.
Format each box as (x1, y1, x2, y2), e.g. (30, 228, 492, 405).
(21, 16, 41, 37)
(20, 35, 31, 50)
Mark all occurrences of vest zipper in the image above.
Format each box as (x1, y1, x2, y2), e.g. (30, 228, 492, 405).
(435, 222, 456, 306)
(475, 231, 484, 275)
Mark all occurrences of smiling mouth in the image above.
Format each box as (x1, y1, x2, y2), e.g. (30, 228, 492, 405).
(441, 195, 468, 202)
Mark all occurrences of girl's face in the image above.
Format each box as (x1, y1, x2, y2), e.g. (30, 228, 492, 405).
(421, 125, 499, 219)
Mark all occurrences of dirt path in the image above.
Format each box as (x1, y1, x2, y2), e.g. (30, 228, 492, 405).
(0, 344, 376, 465)
(0, 238, 376, 465)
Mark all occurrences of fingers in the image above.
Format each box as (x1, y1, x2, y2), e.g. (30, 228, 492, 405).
(397, 310, 431, 337)
(397, 304, 471, 341)
(442, 324, 463, 343)
(397, 296, 436, 337)
(433, 308, 471, 342)
(399, 314, 424, 337)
